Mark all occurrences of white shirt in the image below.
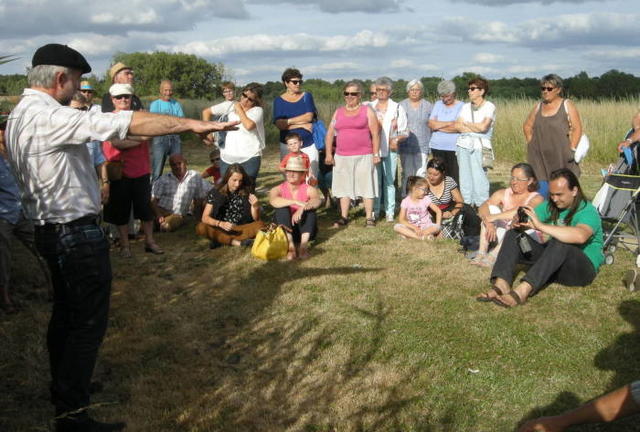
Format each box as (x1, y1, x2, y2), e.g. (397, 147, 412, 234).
(456, 101, 496, 150)
(151, 169, 212, 215)
(221, 106, 265, 164)
(210, 100, 234, 117)
(371, 99, 408, 157)
(5, 88, 132, 224)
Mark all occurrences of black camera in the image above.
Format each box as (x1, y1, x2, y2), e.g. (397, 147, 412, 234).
(517, 207, 528, 223)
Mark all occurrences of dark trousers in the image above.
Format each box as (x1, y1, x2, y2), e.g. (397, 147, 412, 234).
(34, 221, 112, 418)
(273, 207, 317, 244)
(431, 149, 459, 185)
(220, 156, 262, 187)
(491, 229, 597, 296)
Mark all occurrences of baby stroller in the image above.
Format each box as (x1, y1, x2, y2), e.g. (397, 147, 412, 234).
(593, 130, 640, 265)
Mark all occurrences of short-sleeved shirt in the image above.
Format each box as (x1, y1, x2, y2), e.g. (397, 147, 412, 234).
(272, 92, 317, 148)
(102, 140, 150, 179)
(534, 200, 604, 270)
(152, 169, 212, 215)
(399, 98, 432, 154)
(428, 100, 464, 152)
(149, 98, 185, 118)
(427, 176, 458, 210)
(205, 188, 254, 225)
(222, 106, 265, 164)
(401, 195, 433, 229)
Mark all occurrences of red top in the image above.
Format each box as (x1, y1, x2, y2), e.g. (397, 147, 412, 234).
(102, 140, 150, 178)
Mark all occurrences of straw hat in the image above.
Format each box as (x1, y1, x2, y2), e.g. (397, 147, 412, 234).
(284, 156, 307, 172)
(109, 62, 131, 81)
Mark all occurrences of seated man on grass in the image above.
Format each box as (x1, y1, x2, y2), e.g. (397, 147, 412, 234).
(476, 168, 603, 307)
(151, 154, 212, 232)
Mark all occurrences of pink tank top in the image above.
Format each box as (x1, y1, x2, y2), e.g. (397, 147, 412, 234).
(502, 188, 540, 211)
(334, 105, 372, 156)
(102, 140, 151, 179)
(279, 182, 309, 214)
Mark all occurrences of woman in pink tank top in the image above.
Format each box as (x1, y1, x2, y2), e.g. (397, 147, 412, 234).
(472, 163, 544, 268)
(269, 155, 323, 260)
(324, 81, 381, 228)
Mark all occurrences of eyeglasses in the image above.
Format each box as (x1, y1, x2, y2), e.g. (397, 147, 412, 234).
(222, 89, 234, 93)
(510, 176, 529, 182)
(343, 91, 360, 96)
(113, 95, 132, 100)
(417, 187, 429, 193)
(468, 87, 481, 91)
(241, 92, 256, 103)
(288, 79, 303, 85)
(540, 86, 555, 92)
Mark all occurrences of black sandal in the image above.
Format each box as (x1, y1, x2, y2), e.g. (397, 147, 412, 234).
(492, 290, 525, 308)
(476, 286, 505, 303)
(333, 217, 349, 228)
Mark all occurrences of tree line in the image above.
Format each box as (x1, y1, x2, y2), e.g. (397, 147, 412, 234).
(1, 51, 640, 101)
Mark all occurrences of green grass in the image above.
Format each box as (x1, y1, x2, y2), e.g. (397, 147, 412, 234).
(2, 137, 640, 431)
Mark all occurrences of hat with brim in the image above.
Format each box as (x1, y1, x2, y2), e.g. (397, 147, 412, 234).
(109, 83, 134, 97)
(284, 156, 308, 172)
(80, 81, 94, 91)
(109, 62, 131, 81)
(32, 44, 91, 74)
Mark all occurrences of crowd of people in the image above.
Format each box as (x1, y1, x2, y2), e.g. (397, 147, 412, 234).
(1, 44, 639, 431)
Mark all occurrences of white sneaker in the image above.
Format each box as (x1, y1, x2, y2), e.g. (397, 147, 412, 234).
(624, 269, 639, 292)
(386, 214, 394, 223)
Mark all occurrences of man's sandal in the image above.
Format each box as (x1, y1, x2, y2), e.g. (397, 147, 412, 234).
(332, 217, 349, 228)
(492, 290, 525, 308)
(476, 285, 505, 303)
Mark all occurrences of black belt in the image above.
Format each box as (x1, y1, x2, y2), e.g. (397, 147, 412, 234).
(37, 215, 99, 233)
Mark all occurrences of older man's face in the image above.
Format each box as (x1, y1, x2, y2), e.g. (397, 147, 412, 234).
(160, 82, 173, 101)
(170, 156, 187, 178)
(114, 68, 134, 84)
(59, 69, 82, 105)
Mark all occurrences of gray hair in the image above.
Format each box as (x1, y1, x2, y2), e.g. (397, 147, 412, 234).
(437, 80, 456, 96)
(343, 80, 363, 94)
(27, 65, 71, 88)
(406, 79, 423, 93)
(374, 76, 393, 91)
(540, 73, 564, 90)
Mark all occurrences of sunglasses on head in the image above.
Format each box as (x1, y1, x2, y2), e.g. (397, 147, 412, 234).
(288, 79, 303, 85)
(343, 91, 360, 97)
(113, 94, 131, 100)
(540, 86, 555, 92)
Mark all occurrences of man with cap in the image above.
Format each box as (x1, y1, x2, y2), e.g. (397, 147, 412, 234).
(149, 80, 185, 181)
(101, 62, 144, 112)
(79, 81, 101, 113)
(5, 43, 237, 432)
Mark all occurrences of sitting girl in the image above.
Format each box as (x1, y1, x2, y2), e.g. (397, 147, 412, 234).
(394, 176, 442, 240)
(196, 163, 264, 248)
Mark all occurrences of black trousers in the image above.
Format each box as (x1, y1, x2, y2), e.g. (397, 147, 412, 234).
(35, 221, 112, 418)
(490, 229, 597, 296)
(431, 149, 459, 185)
(273, 207, 317, 244)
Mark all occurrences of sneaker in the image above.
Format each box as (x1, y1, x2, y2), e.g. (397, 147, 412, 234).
(624, 269, 638, 292)
(386, 214, 395, 223)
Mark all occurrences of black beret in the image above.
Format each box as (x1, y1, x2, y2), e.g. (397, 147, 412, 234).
(32, 44, 91, 74)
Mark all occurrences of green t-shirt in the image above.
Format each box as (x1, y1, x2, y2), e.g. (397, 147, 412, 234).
(534, 200, 604, 270)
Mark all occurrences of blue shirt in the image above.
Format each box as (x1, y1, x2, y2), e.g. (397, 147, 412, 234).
(149, 99, 185, 117)
(428, 100, 464, 151)
(272, 92, 317, 148)
(0, 155, 23, 224)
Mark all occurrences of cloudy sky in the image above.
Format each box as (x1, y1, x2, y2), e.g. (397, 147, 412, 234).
(0, 0, 637, 84)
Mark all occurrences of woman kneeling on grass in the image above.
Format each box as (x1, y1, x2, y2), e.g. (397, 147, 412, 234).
(197, 163, 263, 248)
(269, 156, 323, 260)
(394, 176, 442, 240)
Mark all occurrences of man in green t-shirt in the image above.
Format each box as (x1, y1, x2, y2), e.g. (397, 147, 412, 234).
(476, 168, 603, 307)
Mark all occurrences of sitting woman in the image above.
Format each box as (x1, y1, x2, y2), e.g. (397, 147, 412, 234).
(197, 163, 263, 248)
(394, 176, 442, 240)
(471, 162, 544, 267)
(269, 156, 323, 260)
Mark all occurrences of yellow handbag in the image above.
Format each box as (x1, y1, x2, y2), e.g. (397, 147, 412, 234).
(251, 224, 289, 260)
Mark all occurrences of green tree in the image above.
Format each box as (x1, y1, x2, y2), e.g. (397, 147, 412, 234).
(111, 51, 225, 98)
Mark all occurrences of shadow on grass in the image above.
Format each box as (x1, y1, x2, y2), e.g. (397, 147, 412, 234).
(516, 300, 640, 431)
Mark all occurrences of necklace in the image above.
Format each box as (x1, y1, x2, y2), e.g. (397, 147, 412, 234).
(345, 103, 361, 112)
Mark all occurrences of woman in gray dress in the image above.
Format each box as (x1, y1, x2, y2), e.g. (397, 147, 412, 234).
(399, 79, 432, 196)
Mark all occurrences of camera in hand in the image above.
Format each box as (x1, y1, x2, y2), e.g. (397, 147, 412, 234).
(517, 206, 528, 223)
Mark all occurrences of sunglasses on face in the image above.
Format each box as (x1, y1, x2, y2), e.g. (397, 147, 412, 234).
(288, 79, 303, 85)
(343, 91, 360, 97)
(541, 86, 555, 92)
(113, 95, 132, 100)
(80, 89, 94, 93)
(210, 158, 220, 163)
(241, 92, 256, 103)
(468, 87, 481, 91)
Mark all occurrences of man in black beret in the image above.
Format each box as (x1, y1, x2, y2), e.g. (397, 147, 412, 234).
(5, 43, 237, 432)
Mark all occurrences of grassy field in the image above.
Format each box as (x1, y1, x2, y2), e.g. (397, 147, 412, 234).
(2, 99, 640, 431)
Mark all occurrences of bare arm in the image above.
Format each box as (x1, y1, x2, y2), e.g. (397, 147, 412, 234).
(248, 193, 261, 221)
(442, 187, 464, 219)
(521, 207, 593, 244)
(566, 100, 582, 150)
(368, 107, 381, 163)
(428, 118, 457, 133)
(110, 138, 141, 150)
(275, 112, 314, 130)
(430, 203, 442, 226)
(324, 111, 337, 165)
(303, 186, 323, 210)
(128, 112, 238, 138)
(618, 111, 640, 151)
(268, 186, 305, 209)
(523, 105, 538, 143)
(234, 102, 256, 131)
(455, 116, 493, 134)
(518, 384, 640, 432)
(201, 107, 212, 121)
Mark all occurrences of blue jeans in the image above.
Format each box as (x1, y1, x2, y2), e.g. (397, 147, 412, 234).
(374, 151, 398, 218)
(220, 156, 262, 186)
(456, 146, 489, 207)
(151, 134, 181, 182)
(35, 220, 112, 417)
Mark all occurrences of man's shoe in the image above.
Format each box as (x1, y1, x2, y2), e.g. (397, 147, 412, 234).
(56, 416, 126, 432)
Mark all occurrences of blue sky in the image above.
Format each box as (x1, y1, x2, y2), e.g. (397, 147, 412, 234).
(1, 0, 637, 84)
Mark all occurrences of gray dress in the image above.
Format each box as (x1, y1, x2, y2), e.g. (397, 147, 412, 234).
(527, 99, 580, 181)
(399, 98, 433, 195)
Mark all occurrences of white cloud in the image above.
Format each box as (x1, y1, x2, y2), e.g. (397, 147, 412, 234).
(586, 47, 640, 59)
(473, 53, 504, 63)
(452, 0, 594, 4)
(247, 0, 404, 13)
(390, 59, 414, 68)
